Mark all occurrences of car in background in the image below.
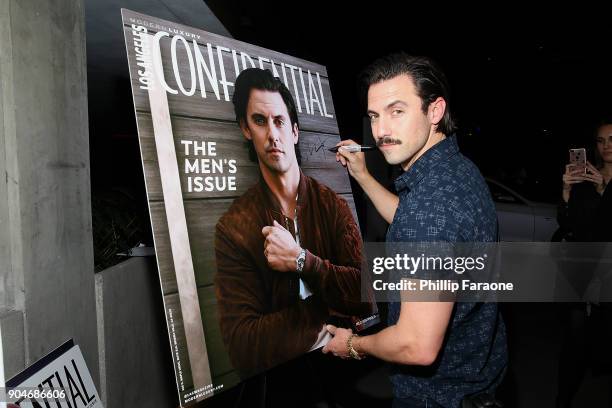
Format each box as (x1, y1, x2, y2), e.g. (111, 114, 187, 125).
(485, 178, 558, 241)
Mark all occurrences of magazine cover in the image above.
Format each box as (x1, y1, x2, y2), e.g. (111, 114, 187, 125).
(121, 9, 378, 405)
(6, 340, 103, 408)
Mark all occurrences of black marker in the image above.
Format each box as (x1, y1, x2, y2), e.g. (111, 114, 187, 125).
(328, 144, 376, 153)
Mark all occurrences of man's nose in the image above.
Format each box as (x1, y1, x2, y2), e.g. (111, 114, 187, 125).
(267, 119, 280, 142)
(373, 116, 391, 140)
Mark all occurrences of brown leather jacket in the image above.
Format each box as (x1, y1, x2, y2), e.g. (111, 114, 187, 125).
(214, 172, 370, 378)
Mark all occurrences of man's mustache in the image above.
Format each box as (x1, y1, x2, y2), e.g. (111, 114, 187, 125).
(376, 137, 402, 147)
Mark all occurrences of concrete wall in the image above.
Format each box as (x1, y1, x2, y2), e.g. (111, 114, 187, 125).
(0, 310, 24, 378)
(96, 257, 177, 407)
(0, 0, 98, 385)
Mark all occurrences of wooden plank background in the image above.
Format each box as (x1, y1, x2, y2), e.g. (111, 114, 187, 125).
(122, 9, 357, 404)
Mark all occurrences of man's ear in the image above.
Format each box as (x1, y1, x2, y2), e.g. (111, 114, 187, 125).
(428, 97, 446, 127)
(239, 120, 252, 141)
(292, 122, 299, 144)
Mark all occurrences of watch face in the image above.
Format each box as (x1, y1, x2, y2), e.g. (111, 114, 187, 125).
(296, 250, 306, 272)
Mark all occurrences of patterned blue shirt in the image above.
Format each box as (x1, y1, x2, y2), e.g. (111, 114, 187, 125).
(386, 135, 507, 408)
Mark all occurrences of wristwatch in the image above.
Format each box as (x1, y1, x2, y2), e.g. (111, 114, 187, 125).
(296, 248, 306, 273)
(347, 333, 363, 360)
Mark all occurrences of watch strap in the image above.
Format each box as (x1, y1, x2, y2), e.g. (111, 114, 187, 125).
(296, 248, 306, 273)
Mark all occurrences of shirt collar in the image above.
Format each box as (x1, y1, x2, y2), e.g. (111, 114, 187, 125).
(394, 135, 460, 193)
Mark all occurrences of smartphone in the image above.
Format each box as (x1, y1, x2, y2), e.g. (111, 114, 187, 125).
(569, 148, 587, 175)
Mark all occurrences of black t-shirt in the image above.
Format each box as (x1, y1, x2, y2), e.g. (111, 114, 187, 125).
(559, 182, 612, 242)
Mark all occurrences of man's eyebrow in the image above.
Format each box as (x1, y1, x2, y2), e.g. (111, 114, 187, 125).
(385, 100, 407, 110)
(367, 100, 408, 116)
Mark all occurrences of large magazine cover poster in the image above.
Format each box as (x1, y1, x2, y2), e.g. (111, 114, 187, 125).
(121, 9, 377, 406)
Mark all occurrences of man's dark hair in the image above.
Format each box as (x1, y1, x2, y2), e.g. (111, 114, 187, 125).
(232, 68, 300, 162)
(361, 52, 457, 136)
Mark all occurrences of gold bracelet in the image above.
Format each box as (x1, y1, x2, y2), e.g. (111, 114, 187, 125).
(347, 334, 363, 360)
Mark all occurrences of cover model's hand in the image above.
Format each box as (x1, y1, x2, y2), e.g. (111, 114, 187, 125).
(322, 324, 352, 358)
(262, 220, 301, 272)
(335, 139, 369, 183)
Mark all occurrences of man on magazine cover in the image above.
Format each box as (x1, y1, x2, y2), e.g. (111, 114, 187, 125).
(214, 68, 373, 378)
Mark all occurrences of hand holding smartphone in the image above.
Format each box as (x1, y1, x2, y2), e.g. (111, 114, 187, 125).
(569, 148, 587, 175)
